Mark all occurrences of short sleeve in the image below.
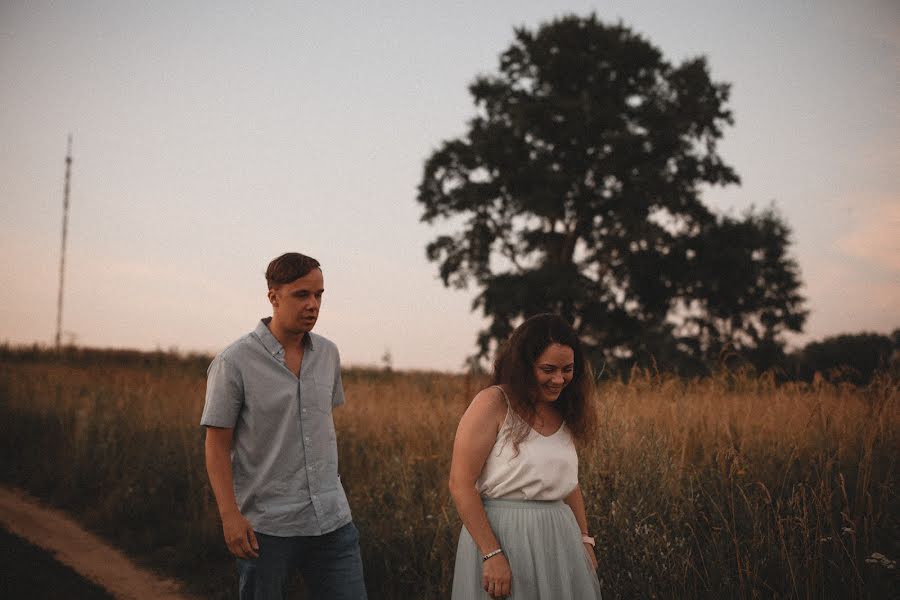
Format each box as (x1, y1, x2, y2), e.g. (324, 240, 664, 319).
(332, 350, 346, 408)
(200, 354, 244, 427)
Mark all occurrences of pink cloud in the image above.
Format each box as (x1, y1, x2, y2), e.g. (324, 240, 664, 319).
(836, 202, 900, 272)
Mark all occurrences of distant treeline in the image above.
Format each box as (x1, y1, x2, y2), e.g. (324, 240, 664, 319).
(3, 328, 898, 386)
(786, 330, 899, 385)
(0, 343, 214, 374)
(0, 343, 463, 388)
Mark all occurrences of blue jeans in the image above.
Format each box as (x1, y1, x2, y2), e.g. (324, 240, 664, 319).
(237, 522, 367, 600)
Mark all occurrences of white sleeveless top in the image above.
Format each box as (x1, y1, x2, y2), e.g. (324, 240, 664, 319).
(476, 386, 579, 501)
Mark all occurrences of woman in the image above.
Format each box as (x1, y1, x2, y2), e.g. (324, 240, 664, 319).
(449, 314, 602, 599)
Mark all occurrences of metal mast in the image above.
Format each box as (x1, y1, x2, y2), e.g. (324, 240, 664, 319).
(55, 135, 72, 350)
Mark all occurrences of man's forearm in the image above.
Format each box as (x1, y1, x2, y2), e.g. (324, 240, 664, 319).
(205, 430, 240, 517)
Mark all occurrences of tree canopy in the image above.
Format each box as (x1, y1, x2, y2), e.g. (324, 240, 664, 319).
(417, 14, 806, 374)
(793, 331, 898, 384)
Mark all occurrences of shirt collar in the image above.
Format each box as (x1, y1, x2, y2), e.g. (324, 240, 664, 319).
(255, 317, 314, 358)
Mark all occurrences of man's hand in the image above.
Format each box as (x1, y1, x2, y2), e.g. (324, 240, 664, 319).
(222, 510, 259, 558)
(482, 552, 512, 599)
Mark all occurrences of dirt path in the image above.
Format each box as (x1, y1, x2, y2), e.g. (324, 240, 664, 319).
(0, 486, 198, 600)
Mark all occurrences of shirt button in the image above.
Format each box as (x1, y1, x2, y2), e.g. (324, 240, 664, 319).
(302, 408, 306, 414)
(305, 436, 310, 441)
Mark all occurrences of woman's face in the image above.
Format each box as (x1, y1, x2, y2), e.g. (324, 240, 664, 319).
(532, 343, 575, 403)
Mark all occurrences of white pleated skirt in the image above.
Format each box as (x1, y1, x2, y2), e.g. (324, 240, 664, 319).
(451, 499, 602, 599)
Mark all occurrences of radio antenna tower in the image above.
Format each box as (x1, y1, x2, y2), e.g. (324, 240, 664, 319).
(55, 135, 73, 350)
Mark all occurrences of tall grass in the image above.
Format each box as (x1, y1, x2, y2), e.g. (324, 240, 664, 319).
(1, 358, 896, 598)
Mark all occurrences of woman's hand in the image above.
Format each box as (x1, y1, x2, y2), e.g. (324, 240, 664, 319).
(482, 552, 512, 599)
(584, 542, 598, 570)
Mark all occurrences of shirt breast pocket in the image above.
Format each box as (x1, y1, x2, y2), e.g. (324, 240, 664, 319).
(313, 379, 335, 413)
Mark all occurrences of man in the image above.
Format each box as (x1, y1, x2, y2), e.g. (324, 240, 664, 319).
(201, 252, 367, 600)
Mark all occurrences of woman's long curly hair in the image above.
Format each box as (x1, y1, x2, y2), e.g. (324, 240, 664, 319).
(491, 313, 597, 454)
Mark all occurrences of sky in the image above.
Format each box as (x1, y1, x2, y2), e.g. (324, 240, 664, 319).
(1, 1, 897, 371)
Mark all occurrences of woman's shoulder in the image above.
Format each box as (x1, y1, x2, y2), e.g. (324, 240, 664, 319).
(470, 385, 508, 408)
(466, 386, 509, 423)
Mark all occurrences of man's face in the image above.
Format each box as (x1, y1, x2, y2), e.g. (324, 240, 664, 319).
(268, 268, 324, 335)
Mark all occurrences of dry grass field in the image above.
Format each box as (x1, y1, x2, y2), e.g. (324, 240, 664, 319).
(1, 354, 897, 599)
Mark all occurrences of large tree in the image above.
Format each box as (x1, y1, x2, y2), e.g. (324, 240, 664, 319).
(417, 15, 806, 374)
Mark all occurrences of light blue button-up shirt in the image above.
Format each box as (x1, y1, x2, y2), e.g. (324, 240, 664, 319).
(201, 318, 351, 536)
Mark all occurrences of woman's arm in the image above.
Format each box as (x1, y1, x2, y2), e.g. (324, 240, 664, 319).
(564, 484, 598, 570)
(448, 387, 511, 599)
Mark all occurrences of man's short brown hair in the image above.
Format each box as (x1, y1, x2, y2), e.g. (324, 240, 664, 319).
(265, 252, 321, 289)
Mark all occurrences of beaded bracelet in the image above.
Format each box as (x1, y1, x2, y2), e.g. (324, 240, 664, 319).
(482, 548, 504, 561)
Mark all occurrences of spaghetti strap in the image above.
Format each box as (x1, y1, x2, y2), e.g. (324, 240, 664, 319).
(492, 385, 511, 407)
